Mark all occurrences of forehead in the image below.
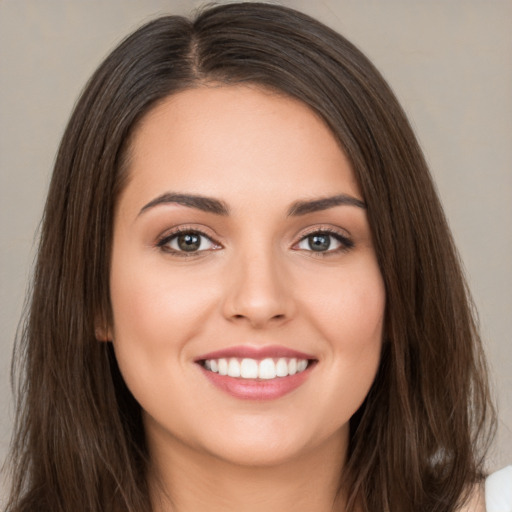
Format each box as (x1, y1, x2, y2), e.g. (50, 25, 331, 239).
(122, 84, 361, 211)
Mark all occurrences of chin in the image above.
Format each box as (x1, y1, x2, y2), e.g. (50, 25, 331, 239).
(203, 439, 314, 468)
(195, 419, 347, 469)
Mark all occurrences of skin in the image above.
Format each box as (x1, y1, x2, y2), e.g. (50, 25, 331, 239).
(462, 484, 487, 512)
(105, 84, 387, 511)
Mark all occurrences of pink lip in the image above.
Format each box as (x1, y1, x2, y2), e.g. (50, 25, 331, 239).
(195, 344, 316, 362)
(198, 363, 316, 400)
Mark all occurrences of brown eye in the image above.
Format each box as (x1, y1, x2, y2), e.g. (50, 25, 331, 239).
(158, 230, 218, 254)
(177, 233, 201, 251)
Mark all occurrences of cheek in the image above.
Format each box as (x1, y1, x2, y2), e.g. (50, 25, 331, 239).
(301, 258, 385, 347)
(297, 259, 385, 396)
(109, 255, 219, 348)
(108, 256, 219, 416)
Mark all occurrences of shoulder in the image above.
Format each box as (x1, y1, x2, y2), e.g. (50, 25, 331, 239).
(485, 466, 512, 512)
(457, 466, 512, 512)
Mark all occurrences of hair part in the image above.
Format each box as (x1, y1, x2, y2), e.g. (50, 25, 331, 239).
(5, 3, 495, 512)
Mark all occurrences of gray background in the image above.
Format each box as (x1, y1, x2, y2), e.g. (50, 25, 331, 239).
(1, 0, 511, 494)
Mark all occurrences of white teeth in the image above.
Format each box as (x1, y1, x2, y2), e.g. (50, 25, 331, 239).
(297, 359, 308, 372)
(275, 358, 288, 377)
(259, 358, 277, 379)
(227, 358, 241, 377)
(288, 358, 297, 375)
(203, 357, 311, 380)
(240, 358, 259, 378)
(218, 358, 228, 376)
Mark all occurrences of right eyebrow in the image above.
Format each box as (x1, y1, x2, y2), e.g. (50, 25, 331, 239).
(138, 192, 230, 217)
(287, 194, 366, 216)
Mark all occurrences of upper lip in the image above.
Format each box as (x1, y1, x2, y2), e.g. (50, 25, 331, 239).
(195, 345, 317, 362)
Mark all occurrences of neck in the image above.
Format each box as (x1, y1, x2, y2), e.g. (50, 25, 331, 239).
(147, 428, 348, 512)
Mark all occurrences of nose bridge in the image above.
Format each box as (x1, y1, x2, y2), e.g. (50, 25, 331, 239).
(222, 239, 293, 327)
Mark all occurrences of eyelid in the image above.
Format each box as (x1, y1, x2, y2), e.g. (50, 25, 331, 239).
(297, 224, 351, 239)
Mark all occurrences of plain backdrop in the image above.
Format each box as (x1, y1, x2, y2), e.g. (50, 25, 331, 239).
(1, 0, 511, 494)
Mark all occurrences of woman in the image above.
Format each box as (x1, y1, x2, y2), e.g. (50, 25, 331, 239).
(4, 2, 504, 511)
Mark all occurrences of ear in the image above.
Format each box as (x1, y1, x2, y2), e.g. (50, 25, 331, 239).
(94, 314, 113, 342)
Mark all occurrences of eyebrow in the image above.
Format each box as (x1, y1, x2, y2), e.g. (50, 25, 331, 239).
(287, 194, 366, 216)
(139, 193, 230, 216)
(138, 192, 366, 217)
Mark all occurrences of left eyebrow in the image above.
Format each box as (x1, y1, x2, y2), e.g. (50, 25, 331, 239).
(287, 194, 366, 216)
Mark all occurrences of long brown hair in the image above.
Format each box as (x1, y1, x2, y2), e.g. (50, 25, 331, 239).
(5, 3, 495, 511)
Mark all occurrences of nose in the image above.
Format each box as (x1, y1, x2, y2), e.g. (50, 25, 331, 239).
(221, 248, 295, 329)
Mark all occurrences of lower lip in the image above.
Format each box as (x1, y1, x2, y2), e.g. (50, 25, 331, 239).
(198, 363, 315, 400)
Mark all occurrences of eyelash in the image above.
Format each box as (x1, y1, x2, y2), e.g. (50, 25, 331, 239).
(156, 226, 354, 258)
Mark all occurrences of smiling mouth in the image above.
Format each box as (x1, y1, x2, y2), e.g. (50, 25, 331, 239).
(199, 357, 315, 380)
(195, 345, 318, 399)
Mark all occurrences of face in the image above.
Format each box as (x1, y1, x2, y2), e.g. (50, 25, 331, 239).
(107, 85, 385, 468)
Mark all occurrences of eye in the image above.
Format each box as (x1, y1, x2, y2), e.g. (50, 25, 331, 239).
(157, 229, 219, 254)
(296, 231, 353, 253)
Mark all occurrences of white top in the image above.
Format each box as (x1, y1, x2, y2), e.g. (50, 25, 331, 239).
(486, 466, 512, 512)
